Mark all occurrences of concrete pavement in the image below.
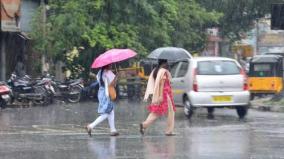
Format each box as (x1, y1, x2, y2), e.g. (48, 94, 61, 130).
(1, 101, 284, 158)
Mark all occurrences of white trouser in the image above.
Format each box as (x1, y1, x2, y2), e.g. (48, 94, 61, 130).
(88, 110, 117, 133)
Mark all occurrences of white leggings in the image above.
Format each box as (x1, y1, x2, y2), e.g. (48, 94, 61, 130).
(88, 110, 117, 133)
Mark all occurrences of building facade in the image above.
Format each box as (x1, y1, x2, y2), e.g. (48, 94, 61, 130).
(202, 28, 222, 57)
(0, 0, 41, 80)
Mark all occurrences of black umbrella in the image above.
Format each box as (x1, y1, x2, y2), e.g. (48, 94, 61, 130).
(147, 47, 192, 61)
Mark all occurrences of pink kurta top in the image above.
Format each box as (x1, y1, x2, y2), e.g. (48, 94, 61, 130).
(147, 74, 176, 116)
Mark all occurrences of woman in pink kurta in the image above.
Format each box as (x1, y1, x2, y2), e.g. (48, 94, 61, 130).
(140, 59, 176, 136)
(147, 73, 176, 115)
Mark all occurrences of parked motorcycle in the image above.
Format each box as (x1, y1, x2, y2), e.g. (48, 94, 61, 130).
(52, 78, 84, 103)
(0, 82, 11, 109)
(35, 75, 55, 105)
(81, 80, 99, 101)
(7, 74, 47, 105)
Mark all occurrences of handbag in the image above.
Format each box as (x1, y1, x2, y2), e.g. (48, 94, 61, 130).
(108, 80, 117, 101)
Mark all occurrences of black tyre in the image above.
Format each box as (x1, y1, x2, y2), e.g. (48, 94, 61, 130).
(184, 96, 194, 119)
(0, 98, 7, 109)
(207, 107, 215, 119)
(250, 93, 255, 100)
(67, 85, 82, 103)
(41, 93, 53, 106)
(44, 88, 55, 105)
(33, 86, 47, 105)
(236, 106, 248, 119)
(207, 107, 214, 114)
(34, 86, 46, 95)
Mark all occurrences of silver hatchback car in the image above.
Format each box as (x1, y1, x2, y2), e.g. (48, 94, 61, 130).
(170, 57, 250, 119)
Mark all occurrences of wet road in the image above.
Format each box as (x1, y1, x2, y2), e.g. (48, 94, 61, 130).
(0, 101, 284, 159)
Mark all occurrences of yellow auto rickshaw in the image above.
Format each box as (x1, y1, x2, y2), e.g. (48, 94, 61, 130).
(248, 55, 283, 99)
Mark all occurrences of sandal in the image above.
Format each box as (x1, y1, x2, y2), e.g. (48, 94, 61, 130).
(165, 133, 176, 136)
(110, 132, 120, 136)
(139, 123, 145, 135)
(85, 125, 92, 137)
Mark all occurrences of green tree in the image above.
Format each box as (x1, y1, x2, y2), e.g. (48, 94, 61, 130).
(197, 0, 284, 41)
(30, 0, 222, 76)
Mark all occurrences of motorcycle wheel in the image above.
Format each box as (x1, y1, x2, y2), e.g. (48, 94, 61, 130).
(33, 86, 48, 105)
(0, 98, 6, 109)
(67, 85, 82, 103)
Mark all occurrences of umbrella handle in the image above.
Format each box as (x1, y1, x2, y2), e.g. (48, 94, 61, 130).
(115, 64, 118, 73)
(114, 64, 119, 80)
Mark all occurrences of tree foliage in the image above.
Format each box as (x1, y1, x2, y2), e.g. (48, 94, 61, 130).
(197, 0, 284, 41)
(30, 0, 221, 75)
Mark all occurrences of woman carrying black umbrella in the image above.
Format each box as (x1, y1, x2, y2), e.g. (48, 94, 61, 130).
(140, 59, 176, 136)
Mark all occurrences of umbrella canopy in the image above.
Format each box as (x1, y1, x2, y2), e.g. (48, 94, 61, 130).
(147, 47, 192, 61)
(91, 49, 137, 68)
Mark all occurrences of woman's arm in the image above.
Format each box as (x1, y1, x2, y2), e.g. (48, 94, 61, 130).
(112, 74, 119, 86)
(104, 78, 109, 97)
(108, 70, 118, 86)
(144, 70, 155, 101)
(158, 74, 166, 103)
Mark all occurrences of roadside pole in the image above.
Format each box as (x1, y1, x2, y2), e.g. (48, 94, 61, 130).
(1, 33, 6, 81)
(256, 18, 259, 55)
(41, 0, 47, 73)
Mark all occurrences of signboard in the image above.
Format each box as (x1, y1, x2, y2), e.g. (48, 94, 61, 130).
(232, 45, 254, 57)
(258, 33, 284, 46)
(1, 0, 21, 32)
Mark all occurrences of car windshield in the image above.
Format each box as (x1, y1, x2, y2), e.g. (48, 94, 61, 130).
(197, 60, 240, 75)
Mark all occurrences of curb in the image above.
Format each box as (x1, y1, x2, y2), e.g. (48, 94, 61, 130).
(251, 103, 284, 112)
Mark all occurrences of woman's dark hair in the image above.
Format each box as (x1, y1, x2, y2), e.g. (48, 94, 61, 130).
(99, 65, 109, 87)
(153, 59, 168, 80)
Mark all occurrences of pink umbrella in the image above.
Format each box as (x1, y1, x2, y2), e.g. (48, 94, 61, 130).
(91, 49, 137, 68)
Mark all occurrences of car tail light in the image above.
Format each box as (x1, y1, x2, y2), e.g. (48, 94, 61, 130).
(240, 69, 248, 91)
(193, 68, 198, 92)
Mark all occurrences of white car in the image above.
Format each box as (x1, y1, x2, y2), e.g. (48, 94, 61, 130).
(170, 57, 250, 119)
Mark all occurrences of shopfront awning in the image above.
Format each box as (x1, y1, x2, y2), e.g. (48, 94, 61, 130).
(1, 0, 21, 32)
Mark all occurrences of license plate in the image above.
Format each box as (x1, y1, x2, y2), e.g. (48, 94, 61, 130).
(1, 94, 9, 99)
(212, 96, 232, 102)
(173, 89, 183, 94)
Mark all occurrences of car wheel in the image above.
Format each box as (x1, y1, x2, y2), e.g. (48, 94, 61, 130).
(236, 106, 248, 119)
(207, 107, 214, 114)
(207, 107, 215, 119)
(184, 96, 194, 119)
(250, 93, 255, 100)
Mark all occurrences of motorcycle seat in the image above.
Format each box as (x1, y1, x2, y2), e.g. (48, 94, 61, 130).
(22, 87, 32, 90)
(59, 85, 68, 89)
